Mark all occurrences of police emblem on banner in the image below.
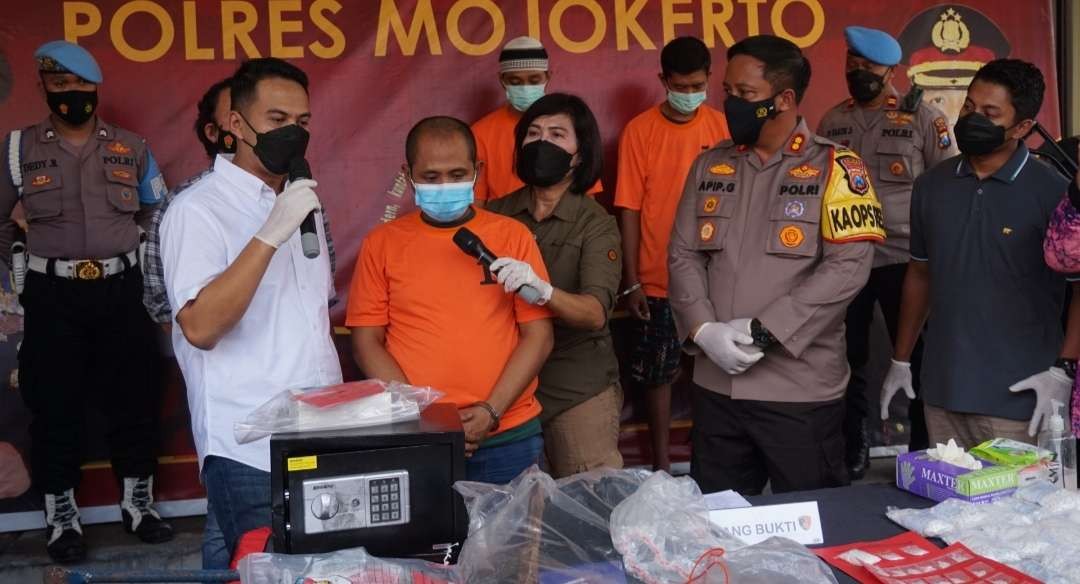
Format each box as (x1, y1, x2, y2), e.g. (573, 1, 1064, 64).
(835, 155, 870, 195)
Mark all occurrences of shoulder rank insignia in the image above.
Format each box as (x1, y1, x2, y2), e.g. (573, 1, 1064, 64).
(107, 141, 132, 155)
(31, 175, 51, 187)
(788, 164, 821, 180)
(709, 163, 736, 176)
(821, 151, 886, 244)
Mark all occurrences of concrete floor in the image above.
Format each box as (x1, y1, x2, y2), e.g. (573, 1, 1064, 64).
(0, 457, 899, 583)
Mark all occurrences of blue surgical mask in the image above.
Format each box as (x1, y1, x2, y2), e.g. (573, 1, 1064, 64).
(506, 84, 546, 112)
(413, 179, 475, 223)
(667, 90, 707, 114)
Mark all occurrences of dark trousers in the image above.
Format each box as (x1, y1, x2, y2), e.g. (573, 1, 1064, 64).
(466, 433, 544, 484)
(844, 263, 928, 452)
(690, 385, 848, 495)
(19, 269, 161, 494)
(202, 456, 271, 563)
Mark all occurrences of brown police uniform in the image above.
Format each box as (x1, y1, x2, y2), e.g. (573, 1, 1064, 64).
(668, 118, 885, 494)
(1, 116, 165, 495)
(817, 89, 958, 456)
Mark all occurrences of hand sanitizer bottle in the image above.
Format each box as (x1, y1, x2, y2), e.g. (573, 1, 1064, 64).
(1037, 399, 1077, 490)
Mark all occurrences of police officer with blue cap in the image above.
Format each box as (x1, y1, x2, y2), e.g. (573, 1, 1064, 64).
(817, 26, 957, 481)
(0, 40, 172, 562)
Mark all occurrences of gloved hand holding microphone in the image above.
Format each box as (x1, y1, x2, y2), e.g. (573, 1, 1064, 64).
(490, 257, 554, 305)
(254, 178, 322, 249)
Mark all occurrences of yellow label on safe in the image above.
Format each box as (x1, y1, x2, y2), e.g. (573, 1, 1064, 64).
(287, 456, 318, 472)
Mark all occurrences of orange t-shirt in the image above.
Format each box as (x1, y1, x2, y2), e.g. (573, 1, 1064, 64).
(345, 208, 552, 433)
(472, 105, 603, 202)
(614, 104, 729, 298)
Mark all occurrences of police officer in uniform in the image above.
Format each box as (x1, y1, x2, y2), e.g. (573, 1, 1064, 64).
(817, 27, 957, 479)
(669, 35, 886, 495)
(0, 41, 172, 563)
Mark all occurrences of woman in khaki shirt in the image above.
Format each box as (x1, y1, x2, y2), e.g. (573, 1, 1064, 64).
(486, 93, 624, 478)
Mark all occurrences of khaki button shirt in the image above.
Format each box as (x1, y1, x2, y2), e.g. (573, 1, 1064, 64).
(668, 118, 883, 403)
(0, 117, 166, 260)
(486, 188, 622, 421)
(817, 90, 957, 267)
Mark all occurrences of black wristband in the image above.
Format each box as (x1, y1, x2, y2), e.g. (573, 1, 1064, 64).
(750, 318, 777, 349)
(1055, 358, 1078, 380)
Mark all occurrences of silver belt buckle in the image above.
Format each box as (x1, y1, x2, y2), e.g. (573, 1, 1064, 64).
(74, 260, 104, 280)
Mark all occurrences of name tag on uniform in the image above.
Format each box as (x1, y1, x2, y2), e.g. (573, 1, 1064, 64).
(709, 501, 823, 545)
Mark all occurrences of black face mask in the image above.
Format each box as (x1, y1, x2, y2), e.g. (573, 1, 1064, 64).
(955, 112, 1010, 156)
(216, 127, 238, 155)
(724, 93, 779, 146)
(239, 113, 310, 175)
(46, 89, 97, 126)
(846, 69, 886, 103)
(517, 140, 573, 188)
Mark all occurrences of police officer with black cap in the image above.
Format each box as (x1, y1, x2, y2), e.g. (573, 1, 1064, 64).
(0, 41, 172, 563)
(817, 26, 957, 478)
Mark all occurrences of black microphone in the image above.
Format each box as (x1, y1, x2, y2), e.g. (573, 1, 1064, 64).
(289, 158, 321, 259)
(453, 227, 542, 304)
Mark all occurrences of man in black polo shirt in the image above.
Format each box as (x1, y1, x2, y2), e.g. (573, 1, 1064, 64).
(883, 59, 1080, 446)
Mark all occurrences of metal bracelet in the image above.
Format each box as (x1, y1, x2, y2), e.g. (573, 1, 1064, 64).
(473, 401, 500, 432)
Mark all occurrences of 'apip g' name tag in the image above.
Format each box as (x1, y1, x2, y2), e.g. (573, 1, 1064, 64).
(708, 501, 823, 545)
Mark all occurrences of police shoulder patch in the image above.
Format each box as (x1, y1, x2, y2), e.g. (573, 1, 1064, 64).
(821, 150, 886, 244)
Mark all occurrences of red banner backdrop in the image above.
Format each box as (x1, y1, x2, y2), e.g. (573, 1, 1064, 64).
(0, 0, 1060, 524)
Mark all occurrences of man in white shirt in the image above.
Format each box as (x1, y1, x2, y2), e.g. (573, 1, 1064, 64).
(161, 58, 342, 562)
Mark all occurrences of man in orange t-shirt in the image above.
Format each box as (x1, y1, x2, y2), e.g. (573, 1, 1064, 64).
(614, 37, 730, 472)
(472, 36, 602, 203)
(347, 116, 554, 484)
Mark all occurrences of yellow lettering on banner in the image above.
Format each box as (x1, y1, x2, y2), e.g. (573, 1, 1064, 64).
(183, 1, 214, 60)
(63, 2, 102, 43)
(309, 0, 346, 59)
(269, 0, 304, 59)
(222, 1, 261, 59)
(376, 0, 442, 57)
(550, 0, 606, 54)
(771, 0, 825, 48)
(662, 0, 693, 45)
(527, 0, 541, 39)
(701, 0, 734, 48)
(739, 0, 766, 36)
(447, 0, 505, 56)
(615, 0, 654, 51)
(111, 1, 174, 63)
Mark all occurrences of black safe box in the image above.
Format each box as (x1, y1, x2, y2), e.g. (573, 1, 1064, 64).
(270, 402, 468, 557)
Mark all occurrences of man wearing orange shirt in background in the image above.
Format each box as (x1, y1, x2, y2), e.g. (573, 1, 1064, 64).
(472, 36, 602, 203)
(347, 116, 554, 484)
(615, 37, 730, 472)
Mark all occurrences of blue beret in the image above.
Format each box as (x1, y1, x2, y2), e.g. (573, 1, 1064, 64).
(844, 26, 901, 67)
(34, 41, 102, 84)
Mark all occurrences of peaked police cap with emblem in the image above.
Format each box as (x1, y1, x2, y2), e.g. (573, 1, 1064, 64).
(34, 40, 102, 84)
(898, 5, 1009, 89)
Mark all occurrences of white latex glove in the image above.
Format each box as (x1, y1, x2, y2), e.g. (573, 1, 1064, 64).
(880, 359, 916, 421)
(693, 321, 764, 375)
(1009, 367, 1073, 437)
(254, 179, 321, 249)
(490, 257, 554, 305)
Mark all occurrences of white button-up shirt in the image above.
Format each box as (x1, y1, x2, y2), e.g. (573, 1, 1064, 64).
(161, 155, 342, 472)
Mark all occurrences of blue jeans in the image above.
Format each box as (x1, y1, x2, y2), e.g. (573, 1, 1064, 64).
(201, 489, 230, 569)
(201, 456, 271, 566)
(465, 434, 543, 484)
